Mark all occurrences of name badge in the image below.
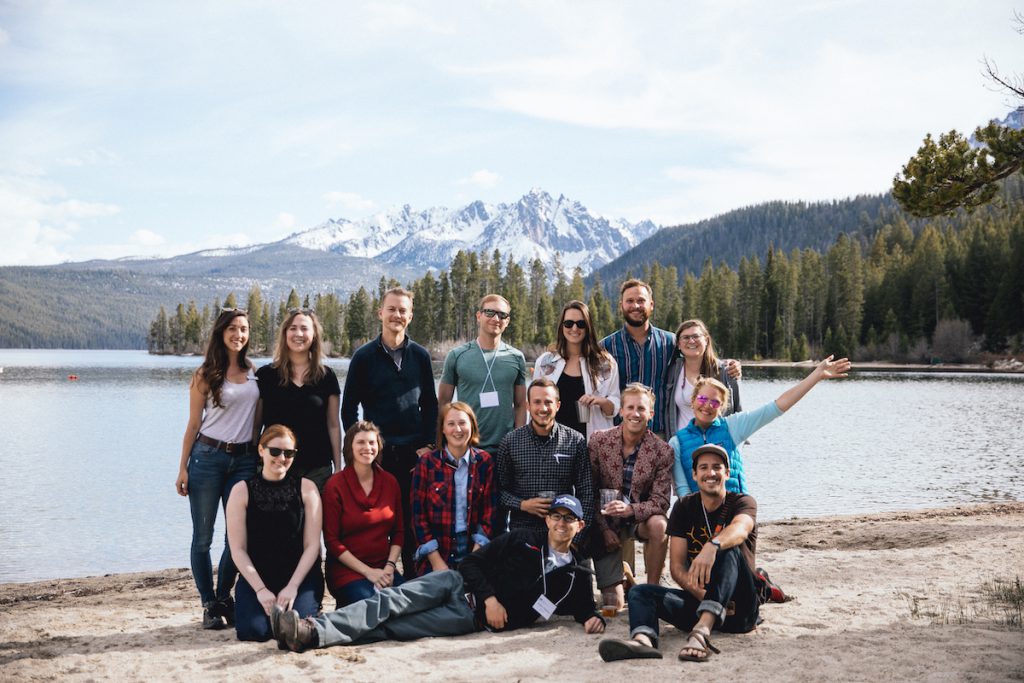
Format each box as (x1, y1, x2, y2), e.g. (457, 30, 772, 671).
(479, 391, 500, 408)
(552, 453, 570, 462)
(532, 594, 556, 620)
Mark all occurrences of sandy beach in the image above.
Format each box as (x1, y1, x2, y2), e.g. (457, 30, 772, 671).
(2, 502, 1022, 682)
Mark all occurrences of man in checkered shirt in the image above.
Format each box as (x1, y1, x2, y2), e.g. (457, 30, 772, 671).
(495, 378, 596, 544)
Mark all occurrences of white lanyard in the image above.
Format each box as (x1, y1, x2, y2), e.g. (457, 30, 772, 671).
(477, 342, 500, 394)
(701, 502, 716, 542)
(539, 546, 576, 606)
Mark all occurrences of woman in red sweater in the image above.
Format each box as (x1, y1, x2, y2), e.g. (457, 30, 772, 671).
(322, 421, 405, 607)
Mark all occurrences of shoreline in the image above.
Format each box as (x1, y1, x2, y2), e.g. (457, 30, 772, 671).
(2, 502, 1021, 681)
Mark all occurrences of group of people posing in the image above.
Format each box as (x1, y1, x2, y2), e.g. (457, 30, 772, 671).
(178, 278, 850, 664)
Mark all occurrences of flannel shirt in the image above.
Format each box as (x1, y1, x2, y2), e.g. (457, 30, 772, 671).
(496, 423, 595, 537)
(600, 324, 676, 433)
(410, 447, 495, 576)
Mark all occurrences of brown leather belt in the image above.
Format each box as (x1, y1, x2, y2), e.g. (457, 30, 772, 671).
(196, 433, 253, 455)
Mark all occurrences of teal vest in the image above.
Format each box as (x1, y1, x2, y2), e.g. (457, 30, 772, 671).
(676, 418, 747, 494)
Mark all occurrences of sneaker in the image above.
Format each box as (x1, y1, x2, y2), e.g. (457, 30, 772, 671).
(202, 603, 225, 630)
(755, 567, 788, 603)
(212, 596, 236, 626)
(278, 609, 317, 652)
(270, 604, 283, 640)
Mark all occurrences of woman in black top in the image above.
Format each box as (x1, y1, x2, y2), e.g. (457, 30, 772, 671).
(226, 424, 323, 641)
(256, 308, 341, 492)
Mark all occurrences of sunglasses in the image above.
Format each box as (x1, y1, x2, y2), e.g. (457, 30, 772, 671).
(288, 307, 316, 316)
(220, 306, 248, 315)
(265, 447, 298, 459)
(547, 512, 580, 523)
(480, 308, 511, 321)
(561, 320, 587, 329)
(694, 395, 723, 410)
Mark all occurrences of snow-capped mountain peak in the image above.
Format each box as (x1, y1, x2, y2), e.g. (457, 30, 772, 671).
(280, 190, 659, 273)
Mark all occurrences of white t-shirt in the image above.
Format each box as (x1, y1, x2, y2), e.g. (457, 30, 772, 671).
(674, 372, 697, 431)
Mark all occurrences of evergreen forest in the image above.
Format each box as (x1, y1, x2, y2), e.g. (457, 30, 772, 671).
(149, 177, 1024, 363)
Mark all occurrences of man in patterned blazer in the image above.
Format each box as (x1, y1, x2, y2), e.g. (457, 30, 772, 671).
(588, 382, 673, 611)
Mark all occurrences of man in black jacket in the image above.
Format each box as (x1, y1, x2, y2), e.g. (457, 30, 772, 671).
(274, 495, 605, 651)
(340, 287, 439, 574)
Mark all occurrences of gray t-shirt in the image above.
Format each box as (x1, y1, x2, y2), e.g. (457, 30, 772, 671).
(440, 340, 527, 453)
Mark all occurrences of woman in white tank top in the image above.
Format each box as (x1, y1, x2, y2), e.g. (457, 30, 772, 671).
(176, 308, 260, 630)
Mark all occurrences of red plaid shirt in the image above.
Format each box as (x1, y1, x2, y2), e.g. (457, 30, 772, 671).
(410, 447, 496, 576)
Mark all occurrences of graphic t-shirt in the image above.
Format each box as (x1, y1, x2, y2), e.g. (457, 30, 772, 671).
(667, 491, 758, 574)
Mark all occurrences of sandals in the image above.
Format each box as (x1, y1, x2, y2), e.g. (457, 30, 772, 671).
(678, 629, 720, 663)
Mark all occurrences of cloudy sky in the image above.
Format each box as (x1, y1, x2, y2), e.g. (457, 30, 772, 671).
(1, 0, 1020, 265)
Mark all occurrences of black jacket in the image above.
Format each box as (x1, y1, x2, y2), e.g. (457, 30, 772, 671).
(459, 529, 601, 631)
(340, 334, 438, 447)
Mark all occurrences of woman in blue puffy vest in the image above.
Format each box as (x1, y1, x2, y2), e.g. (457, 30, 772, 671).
(670, 355, 851, 496)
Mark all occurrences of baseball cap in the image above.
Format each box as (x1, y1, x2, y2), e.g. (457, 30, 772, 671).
(550, 494, 584, 520)
(691, 443, 730, 469)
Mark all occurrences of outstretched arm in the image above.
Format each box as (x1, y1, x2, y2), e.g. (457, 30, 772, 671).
(775, 355, 851, 413)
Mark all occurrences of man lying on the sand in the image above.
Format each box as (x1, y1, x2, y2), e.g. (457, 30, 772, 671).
(273, 494, 605, 651)
(598, 443, 760, 663)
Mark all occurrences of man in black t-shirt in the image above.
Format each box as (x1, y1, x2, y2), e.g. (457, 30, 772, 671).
(598, 443, 760, 663)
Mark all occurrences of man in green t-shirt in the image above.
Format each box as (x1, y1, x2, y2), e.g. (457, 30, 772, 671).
(438, 294, 527, 456)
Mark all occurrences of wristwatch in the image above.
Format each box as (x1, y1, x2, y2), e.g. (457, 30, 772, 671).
(709, 539, 722, 550)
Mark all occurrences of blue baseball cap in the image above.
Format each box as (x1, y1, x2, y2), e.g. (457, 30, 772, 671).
(550, 494, 584, 520)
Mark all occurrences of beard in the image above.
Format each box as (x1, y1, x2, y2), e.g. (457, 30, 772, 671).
(623, 310, 649, 328)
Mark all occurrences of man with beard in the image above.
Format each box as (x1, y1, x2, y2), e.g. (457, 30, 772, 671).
(495, 378, 595, 542)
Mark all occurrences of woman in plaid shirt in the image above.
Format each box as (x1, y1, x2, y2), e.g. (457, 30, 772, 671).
(410, 402, 497, 576)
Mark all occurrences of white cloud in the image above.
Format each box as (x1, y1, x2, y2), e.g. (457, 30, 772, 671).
(323, 191, 375, 211)
(128, 229, 165, 247)
(273, 212, 297, 234)
(457, 169, 501, 189)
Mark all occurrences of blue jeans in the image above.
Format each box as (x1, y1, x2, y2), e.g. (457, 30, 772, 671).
(234, 573, 321, 642)
(627, 547, 760, 647)
(187, 441, 257, 605)
(313, 570, 477, 647)
(330, 571, 406, 608)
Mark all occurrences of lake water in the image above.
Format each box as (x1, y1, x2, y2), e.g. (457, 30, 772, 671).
(1, 349, 1022, 584)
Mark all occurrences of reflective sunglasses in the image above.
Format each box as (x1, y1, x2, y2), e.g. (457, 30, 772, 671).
(694, 394, 723, 410)
(547, 511, 580, 523)
(480, 308, 511, 320)
(561, 320, 587, 329)
(266, 447, 298, 459)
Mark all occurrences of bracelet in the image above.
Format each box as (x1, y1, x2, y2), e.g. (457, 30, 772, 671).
(386, 560, 398, 569)
(255, 586, 267, 593)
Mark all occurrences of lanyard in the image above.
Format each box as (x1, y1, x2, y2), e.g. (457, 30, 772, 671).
(477, 342, 500, 394)
(701, 502, 717, 542)
(540, 546, 576, 607)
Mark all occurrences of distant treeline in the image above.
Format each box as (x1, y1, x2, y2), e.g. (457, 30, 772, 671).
(150, 192, 1024, 363)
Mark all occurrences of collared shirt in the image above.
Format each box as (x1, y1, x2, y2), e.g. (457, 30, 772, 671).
(600, 324, 676, 433)
(445, 448, 471, 534)
(496, 422, 595, 538)
(381, 336, 408, 370)
(620, 443, 639, 501)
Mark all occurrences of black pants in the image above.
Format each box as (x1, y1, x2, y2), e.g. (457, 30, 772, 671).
(380, 443, 420, 576)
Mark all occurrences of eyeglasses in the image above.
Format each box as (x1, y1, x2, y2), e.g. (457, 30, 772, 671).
(694, 395, 723, 410)
(480, 308, 511, 321)
(561, 320, 587, 329)
(679, 333, 704, 343)
(547, 512, 580, 523)
(221, 307, 248, 315)
(288, 307, 316, 316)
(266, 447, 298, 459)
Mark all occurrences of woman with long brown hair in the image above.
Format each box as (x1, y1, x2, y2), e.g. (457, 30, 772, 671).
(533, 300, 619, 437)
(176, 307, 260, 629)
(256, 308, 341, 492)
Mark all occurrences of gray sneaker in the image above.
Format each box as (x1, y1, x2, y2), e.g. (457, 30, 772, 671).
(278, 609, 317, 652)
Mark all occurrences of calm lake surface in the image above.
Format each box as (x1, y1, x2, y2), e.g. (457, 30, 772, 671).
(1, 349, 1022, 583)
